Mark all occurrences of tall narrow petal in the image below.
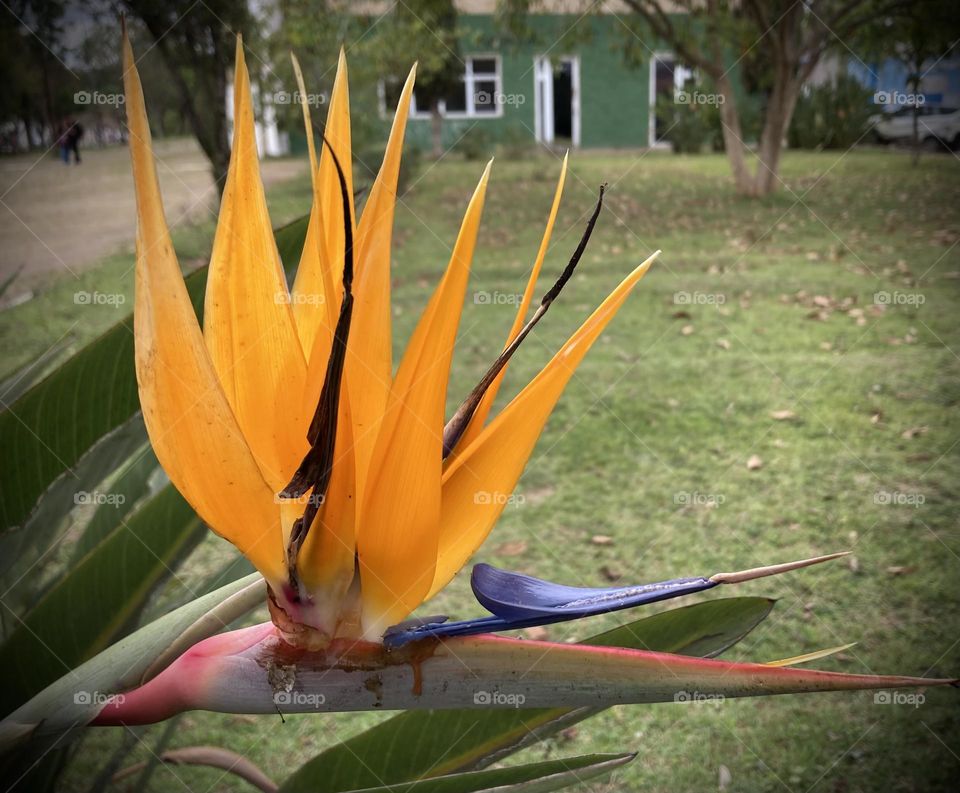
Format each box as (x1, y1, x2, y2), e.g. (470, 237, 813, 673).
(122, 30, 283, 586)
(430, 253, 659, 597)
(359, 162, 493, 638)
(203, 38, 309, 492)
(290, 52, 318, 186)
(451, 153, 568, 457)
(292, 48, 353, 360)
(345, 64, 416, 504)
(297, 392, 358, 630)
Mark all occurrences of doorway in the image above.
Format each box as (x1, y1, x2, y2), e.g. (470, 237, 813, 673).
(649, 53, 695, 147)
(534, 55, 580, 147)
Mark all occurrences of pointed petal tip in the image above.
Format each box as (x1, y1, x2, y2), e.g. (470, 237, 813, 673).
(710, 551, 850, 585)
(764, 642, 858, 667)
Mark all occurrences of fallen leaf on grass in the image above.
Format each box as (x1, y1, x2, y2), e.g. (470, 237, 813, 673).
(590, 534, 614, 546)
(719, 765, 732, 790)
(886, 565, 916, 576)
(600, 564, 623, 582)
(495, 540, 528, 557)
(901, 426, 928, 439)
(770, 410, 796, 421)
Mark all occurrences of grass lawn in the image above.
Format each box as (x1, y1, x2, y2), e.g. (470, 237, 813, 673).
(14, 146, 959, 791)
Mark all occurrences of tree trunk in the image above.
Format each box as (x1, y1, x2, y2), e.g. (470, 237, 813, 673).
(754, 78, 801, 196)
(716, 76, 755, 196)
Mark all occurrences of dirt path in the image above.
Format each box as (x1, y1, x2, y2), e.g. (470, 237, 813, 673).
(0, 137, 306, 301)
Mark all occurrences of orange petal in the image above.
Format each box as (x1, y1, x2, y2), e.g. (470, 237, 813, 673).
(290, 52, 318, 187)
(359, 162, 493, 638)
(297, 391, 358, 626)
(292, 48, 353, 361)
(345, 63, 416, 506)
(203, 37, 309, 492)
(450, 152, 568, 458)
(123, 29, 284, 587)
(429, 252, 659, 598)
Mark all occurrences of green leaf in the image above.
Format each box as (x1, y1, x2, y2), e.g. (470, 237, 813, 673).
(0, 572, 263, 749)
(279, 597, 773, 793)
(274, 215, 310, 275)
(0, 485, 206, 716)
(0, 271, 202, 532)
(0, 413, 150, 602)
(336, 753, 634, 793)
(0, 214, 310, 533)
(69, 440, 159, 563)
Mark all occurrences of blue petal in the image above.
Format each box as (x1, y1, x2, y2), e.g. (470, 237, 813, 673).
(472, 563, 712, 619)
(383, 564, 717, 648)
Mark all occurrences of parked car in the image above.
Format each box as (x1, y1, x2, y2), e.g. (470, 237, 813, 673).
(871, 105, 960, 150)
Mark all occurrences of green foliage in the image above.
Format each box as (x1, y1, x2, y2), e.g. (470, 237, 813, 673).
(0, 485, 205, 715)
(498, 125, 535, 161)
(789, 75, 874, 150)
(455, 128, 495, 161)
(655, 94, 714, 154)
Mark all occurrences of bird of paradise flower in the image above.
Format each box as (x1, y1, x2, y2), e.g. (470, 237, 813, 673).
(85, 28, 953, 725)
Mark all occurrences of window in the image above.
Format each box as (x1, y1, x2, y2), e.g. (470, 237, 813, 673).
(380, 56, 503, 119)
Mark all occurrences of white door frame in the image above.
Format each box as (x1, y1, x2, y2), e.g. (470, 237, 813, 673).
(534, 55, 581, 148)
(648, 51, 672, 148)
(534, 55, 554, 144)
(649, 51, 695, 147)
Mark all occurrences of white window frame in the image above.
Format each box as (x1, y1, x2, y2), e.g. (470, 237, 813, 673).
(379, 55, 504, 120)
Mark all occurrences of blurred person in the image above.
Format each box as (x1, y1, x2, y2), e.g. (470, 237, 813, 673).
(66, 120, 83, 164)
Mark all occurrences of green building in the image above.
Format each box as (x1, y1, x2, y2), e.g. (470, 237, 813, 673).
(375, 3, 689, 151)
